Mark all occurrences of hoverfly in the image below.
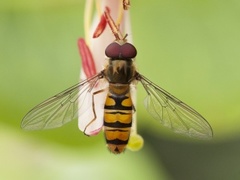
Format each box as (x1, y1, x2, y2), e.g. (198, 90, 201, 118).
(22, 9, 213, 154)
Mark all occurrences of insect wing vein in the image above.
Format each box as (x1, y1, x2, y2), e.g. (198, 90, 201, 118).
(138, 74, 213, 139)
(21, 73, 103, 130)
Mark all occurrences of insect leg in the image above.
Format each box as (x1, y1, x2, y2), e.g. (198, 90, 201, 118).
(83, 88, 106, 135)
(132, 104, 136, 113)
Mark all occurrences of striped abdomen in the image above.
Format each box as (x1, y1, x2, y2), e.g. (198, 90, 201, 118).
(104, 84, 133, 154)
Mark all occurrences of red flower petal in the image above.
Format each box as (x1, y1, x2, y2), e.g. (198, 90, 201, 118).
(78, 38, 97, 78)
(92, 7, 110, 38)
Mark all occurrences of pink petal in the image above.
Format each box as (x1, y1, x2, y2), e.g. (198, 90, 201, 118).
(78, 38, 97, 78)
(92, 7, 110, 38)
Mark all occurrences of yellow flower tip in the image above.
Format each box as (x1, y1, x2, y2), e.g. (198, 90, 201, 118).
(127, 134, 144, 152)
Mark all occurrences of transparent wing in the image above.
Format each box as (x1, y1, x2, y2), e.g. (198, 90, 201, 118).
(21, 73, 104, 130)
(137, 73, 213, 139)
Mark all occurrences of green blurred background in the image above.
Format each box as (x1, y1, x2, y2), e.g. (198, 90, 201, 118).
(1, 0, 240, 179)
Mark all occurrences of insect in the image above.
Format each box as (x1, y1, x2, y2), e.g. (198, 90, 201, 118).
(22, 10, 213, 154)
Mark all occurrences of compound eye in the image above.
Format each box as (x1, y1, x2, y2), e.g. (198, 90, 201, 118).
(105, 42, 137, 59)
(105, 42, 121, 58)
(121, 43, 137, 59)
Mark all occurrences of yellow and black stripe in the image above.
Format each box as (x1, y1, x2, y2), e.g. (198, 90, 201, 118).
(104, 85, 133, 154)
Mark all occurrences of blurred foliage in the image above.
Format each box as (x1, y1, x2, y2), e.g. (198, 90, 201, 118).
(1, 0, 240, 180)
(132, 0, 240, 139)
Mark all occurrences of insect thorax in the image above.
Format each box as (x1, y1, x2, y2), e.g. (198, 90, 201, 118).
(104, 59, 136, 84)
